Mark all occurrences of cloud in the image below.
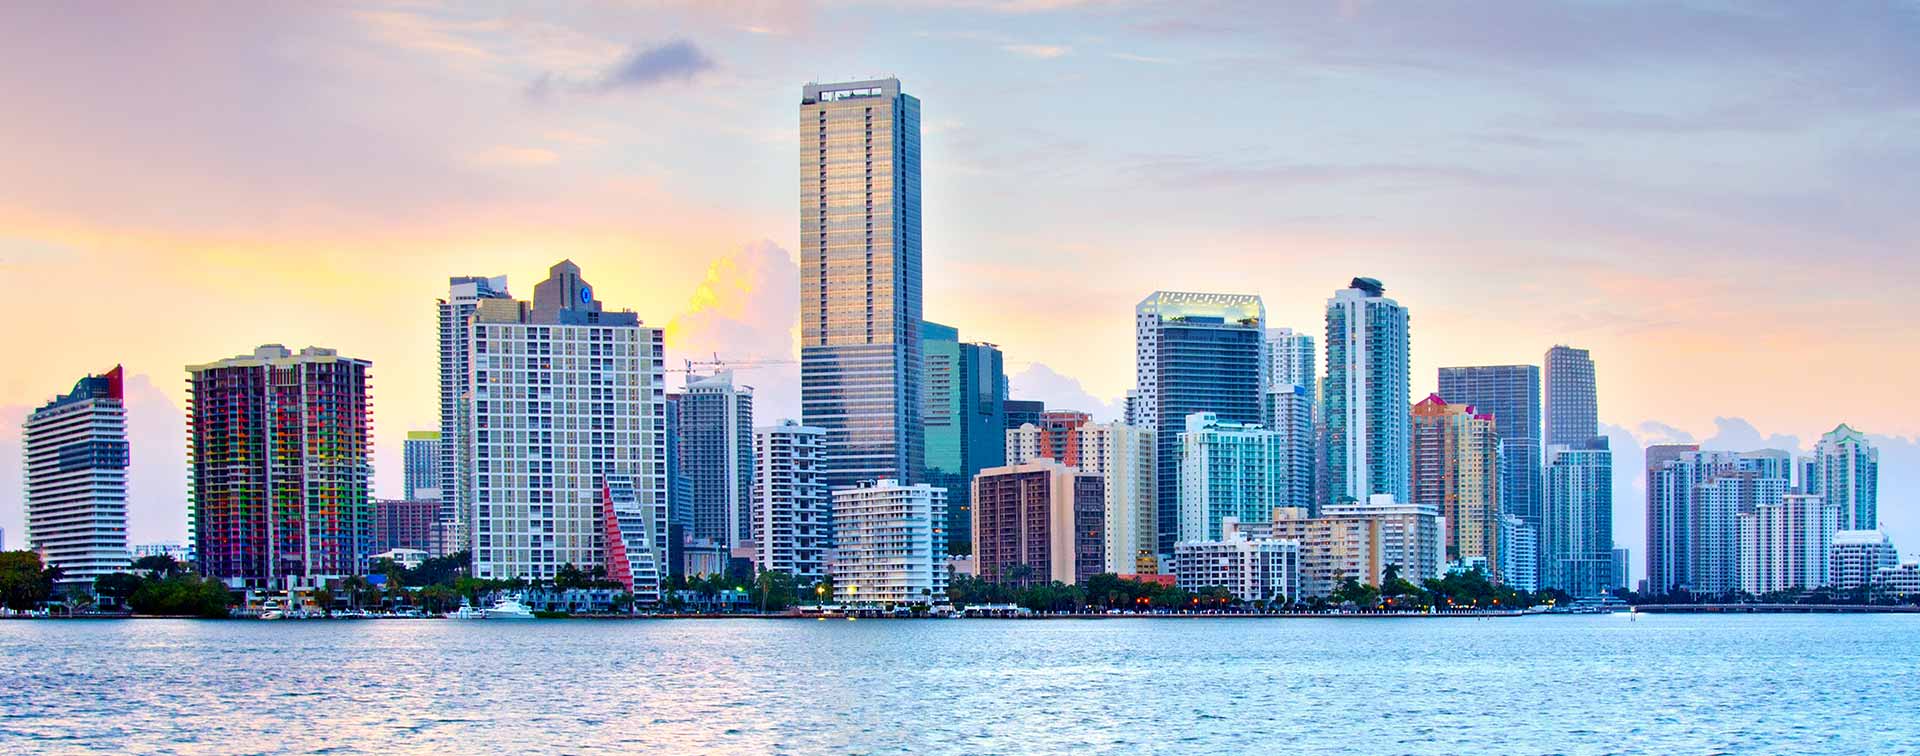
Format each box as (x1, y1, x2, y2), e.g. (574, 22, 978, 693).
(466, 146, 560, 167)
(1633, 421, 1694, 445)
(527, 39, 715, 100)
(1109, 52, 1176, 64)
(1007, 362, 1124, 422)
(1003, 43, 1072, 59)
(1699, 416, 1803, 454)
(665, 240, 801, 421)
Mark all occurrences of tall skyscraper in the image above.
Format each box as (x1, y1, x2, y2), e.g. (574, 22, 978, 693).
(971, 459, 1106, 587)
(438, 275, 511, 554)
(1646, 449, 1791, 596)
(753, 420, 830, 583)
(1072, 422, 1158, 574)
(1543, 438, 1614, 596)
(465, 261, 666, 590)
(1410, 394, 1503, 581)
(1325, 278, 1411, 503)
(1177, 412, 1286, 544)
(832, 479, 946, 605)
(23, 366, 129, 588)
(1543, 346, 1597, 447)
(1436, 364, 1542, 549)
(1265, 325, 1317, 512)
(403, 430, 441, 501)
(675, 372, 754, 547)
(800, 78, 923, 491)
(920, 320, 1006, 554)
(1806, 424, 1879, 530)
(189, 346, 372, 590)
(1135, 291, 1265, 555)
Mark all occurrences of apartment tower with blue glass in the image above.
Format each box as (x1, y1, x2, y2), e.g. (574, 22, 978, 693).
(800, 78, 923, 491)
(921, 320, 1007, 554)
(1135, 291, 1265, 557)
(1325, 278, 1411, 503)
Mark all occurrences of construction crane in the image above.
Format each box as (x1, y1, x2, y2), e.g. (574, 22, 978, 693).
(666, 353, 798, 374)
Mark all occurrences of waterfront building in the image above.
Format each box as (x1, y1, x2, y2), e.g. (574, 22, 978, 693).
(1543, 346, 1597, 448)
(1876, 563, 1920, 597)
(1135, 291, 1265, 556)
(1269, 506, 1382, 599)
(1646, 449, 1791, 596)
(1543, 438, 1615, 596)
(1004, 399, 1045, 430)
(1499, 514, 1539, 592)
(189, 345, 372, 590)
(753, 421, 831, 583)
(369, 548, 429, 570)
(1325, 278, 1411, 503)
(800, 78, 924, 490)
(465, 261, 667, 588)
(1829, 530, 1897, 590)
(1738, 493, 1840, 595)
(402, 430, 441, 501)
(132, 542, 193, 565)
(919, 321, 1006, 554)
(1072, 422, 1158, 574)
(831, 479, 946, 606)
(600, 474, 665, 604)
(1410, 394, 1504, 581)
(1172, 518, 1301, 604)
(1611, 548, 1631, 592)
(23, 367, 129, 587)
(1322, 495, 1444, 581)
(675, 371, 754, 547)
(971, 460, 1105, 586)
(438, 275, 512, 557)
(1178, 412, 1286, 544)
(1804, 424, 1879, 531)
(1436, 364, 1542, 554)
(372, 499, 438, 555)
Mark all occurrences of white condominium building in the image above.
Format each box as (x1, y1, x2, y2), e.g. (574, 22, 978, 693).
(832, 479, 947, 606)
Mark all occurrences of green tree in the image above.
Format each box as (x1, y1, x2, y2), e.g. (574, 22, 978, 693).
(0, 551, 58, 610)
(753, 570, 798, 612)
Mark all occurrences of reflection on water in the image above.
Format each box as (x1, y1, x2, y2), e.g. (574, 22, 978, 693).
(3, 614, 1918, 754)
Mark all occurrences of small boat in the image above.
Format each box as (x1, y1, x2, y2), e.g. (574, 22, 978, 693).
(448, 599, 485, 620)
(483, 594, 536, 620)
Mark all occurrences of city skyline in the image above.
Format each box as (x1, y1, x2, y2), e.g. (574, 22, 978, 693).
(3, 3, 1919, 582)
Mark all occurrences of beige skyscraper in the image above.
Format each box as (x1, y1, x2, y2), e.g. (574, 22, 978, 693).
(1411, 393, 1503, 580)
(799, 78, 923, 490)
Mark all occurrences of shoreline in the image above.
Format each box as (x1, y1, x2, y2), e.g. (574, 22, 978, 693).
(8, 605, 1917, 621)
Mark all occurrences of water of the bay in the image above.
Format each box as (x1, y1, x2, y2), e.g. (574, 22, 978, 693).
(2, 613, 1915, 754)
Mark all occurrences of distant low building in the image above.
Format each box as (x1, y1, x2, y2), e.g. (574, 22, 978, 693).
(1173, 518, 1300, 603)
(132, 543, 193, 565)
(1875, 563, 1920, 598)
(1269, 506, 1382, 599)
(374, 499, 438, 556)
(1830, 531, 1897, 590)
(1323, 495, 1444, 583)
(370, 548, 429, 570)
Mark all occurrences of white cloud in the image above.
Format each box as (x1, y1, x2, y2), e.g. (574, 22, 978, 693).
(1002, 43, 1071, 59)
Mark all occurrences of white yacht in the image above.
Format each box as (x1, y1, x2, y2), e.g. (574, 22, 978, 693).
(448, 599, 485, 620)
(483, 594, 536, 620)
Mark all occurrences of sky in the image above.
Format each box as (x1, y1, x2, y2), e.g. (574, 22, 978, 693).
(2, 1, 1917, 580)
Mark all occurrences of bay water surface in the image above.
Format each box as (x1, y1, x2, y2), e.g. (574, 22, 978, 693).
(3, 614, 1916, 754)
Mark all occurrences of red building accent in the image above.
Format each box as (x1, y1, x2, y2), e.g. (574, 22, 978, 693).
(602, 483, 634, 592)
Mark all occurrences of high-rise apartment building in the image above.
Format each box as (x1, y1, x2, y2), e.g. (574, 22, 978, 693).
(403, 430, 441, 501)
(1739, 493, 1840, 595)
(189, 345, 372, 590)
(1499, 513, 1539, 592)
(438, 275, 511, 555)
(753, 420, 830, 583)
(1805, 424, 1879, 531)
(373, 499, 438, 555)
(1410, 395, 1503, 581)
(1177, 412, 1286, 544)
(1543, 346, 1597, 447)
(920, 321, 1007, 554)
(1073, 422, 1158, 574)
(675, 372, 754, 547)
(832, 479, 946, 605)
(1004, 410, 1092, 467)
(1135, 291, 1265, 555)
(1543, 438, 1614, 596)
(1611, 548, 1631, 592)
(800, 78, 923, 490)
(1830, 530, 1897, 590)
(1263, 328, 1319, 511)
(971, 459, 1105, 586)
(1646, 449, 1791, 596)
(1269, 506, 1383, 599)
(465, 261, 667, 591)
(23, 366, 129, 587)
(601, 474, 665, 604)
(1004, 399, 1045, 430)
(1325, 278, 1411, 503)
(1436, 364, 1542, 551)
